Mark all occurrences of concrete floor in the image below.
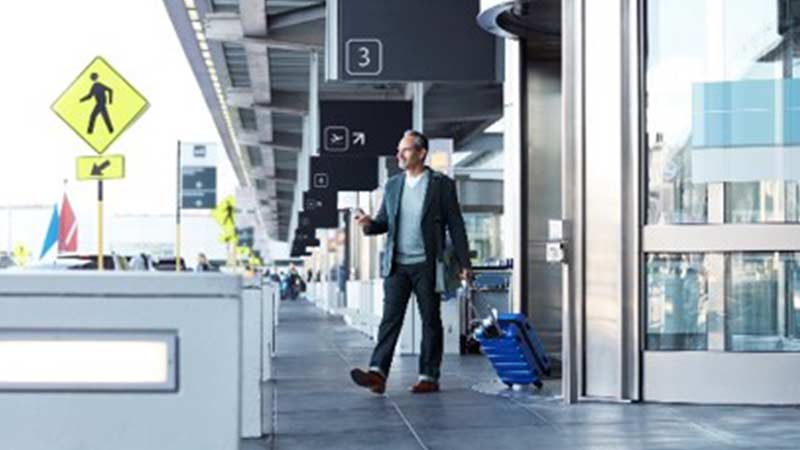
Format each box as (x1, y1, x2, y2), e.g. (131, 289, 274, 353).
(254, 298, 800, 450)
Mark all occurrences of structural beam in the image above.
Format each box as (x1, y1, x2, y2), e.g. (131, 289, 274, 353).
(253, 91, 309, 116)
(425, 88, 503, 123)
(228, 90, 308, 116)
(268, 4, 326, 30)
(205, 13, 244, 41)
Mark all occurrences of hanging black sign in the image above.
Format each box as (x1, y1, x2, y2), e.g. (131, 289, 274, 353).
(330, 0, 498, 82)
(310, 156, 378, 191)
(320, 100, 411, 157)
(303, 189, 339, 228)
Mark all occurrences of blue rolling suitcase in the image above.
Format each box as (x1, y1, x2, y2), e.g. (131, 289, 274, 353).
(475, 313, 551, 388)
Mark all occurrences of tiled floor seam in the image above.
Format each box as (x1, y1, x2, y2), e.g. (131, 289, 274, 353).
(322, 307, 433, 450)
(660, 406, 744, 447)
(390, 400, 432, 450)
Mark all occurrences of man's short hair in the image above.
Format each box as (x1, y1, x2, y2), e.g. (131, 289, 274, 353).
(403, 130, 429, 152)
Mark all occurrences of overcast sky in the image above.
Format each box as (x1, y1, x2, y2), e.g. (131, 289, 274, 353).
(0, 0, 237, 217)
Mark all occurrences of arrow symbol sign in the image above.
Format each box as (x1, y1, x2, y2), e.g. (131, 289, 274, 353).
(91, 159, 112, 176)
(353, 132, 366, 146)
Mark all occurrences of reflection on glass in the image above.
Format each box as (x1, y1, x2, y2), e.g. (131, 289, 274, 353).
(646, 0, 800, 224)
(727, 252, 800, 351)
(726, 181, 800, 223)
(463, 213, 503, 264)
(646, 254, 709, 350)
(647, 133, 708, 224)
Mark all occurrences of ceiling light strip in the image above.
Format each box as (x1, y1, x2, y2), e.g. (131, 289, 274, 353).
(185, 4, 251, 187)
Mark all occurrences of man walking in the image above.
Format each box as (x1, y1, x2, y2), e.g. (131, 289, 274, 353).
(351, 130, 471, 395)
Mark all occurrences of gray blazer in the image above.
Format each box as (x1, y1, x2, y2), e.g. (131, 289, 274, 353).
(364, 167, 471, 278)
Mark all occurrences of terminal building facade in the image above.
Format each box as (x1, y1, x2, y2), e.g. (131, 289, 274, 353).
(165, 0, 800, 405)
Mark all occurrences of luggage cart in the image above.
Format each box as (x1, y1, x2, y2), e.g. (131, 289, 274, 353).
(460, 267, 512, 354)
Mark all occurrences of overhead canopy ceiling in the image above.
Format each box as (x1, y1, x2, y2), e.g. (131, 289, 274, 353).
(164, 0, 503, 241)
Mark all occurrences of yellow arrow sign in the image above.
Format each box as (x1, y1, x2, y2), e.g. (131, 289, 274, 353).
(76, 155, 125, 181)
(237, 246, 252, 258)
(249, 255, 263, 267)
(52, 56, 149, 154)
(219, 228, 238, 245)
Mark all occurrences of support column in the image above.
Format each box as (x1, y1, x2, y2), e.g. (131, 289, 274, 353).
(412, 82, 424, 131)
(562, 0, 584, 404)
(502, 40, 524, 313)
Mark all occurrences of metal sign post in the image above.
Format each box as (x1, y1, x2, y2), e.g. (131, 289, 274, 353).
(97, 180, 103, 272)
(176, 141, 182, 272)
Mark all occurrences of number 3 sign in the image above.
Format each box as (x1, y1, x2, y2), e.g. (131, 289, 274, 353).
(345, 39, 383, 76)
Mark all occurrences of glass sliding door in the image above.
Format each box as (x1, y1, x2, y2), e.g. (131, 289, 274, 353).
(643, 0, 800, 403)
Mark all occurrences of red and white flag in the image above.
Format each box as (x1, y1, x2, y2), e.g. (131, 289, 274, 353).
(58, 193, 78, 253)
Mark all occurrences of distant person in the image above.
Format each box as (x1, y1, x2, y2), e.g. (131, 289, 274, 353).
(79, 73, 114, 134)
(350, 130, 472, 395)
(130, 253, 149, 271)
(287, 264, 302, 300)
(195, 253, 211, 272)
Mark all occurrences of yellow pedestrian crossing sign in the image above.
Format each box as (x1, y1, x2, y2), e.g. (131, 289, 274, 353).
(213, 195, 237, 231)
(12, 243, 31, 267)
(76, 155, 125, 181)
(52, 56, 149, 154)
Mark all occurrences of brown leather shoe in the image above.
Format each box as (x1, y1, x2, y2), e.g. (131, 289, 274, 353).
(350, 368, 386, 394)
(410, 380, 439, 394)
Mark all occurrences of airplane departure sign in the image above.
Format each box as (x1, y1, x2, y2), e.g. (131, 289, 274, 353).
(329, 0, 498, 82)
(52, 57, 149, 154)
(76, 155, 125, 181)
(320, 101, 411, 157)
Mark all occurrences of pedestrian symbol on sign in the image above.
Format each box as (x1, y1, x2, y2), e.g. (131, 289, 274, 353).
(224, 203, 235, 226)
(80, 73, 114, 134)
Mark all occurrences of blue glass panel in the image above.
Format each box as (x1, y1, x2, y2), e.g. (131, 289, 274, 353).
(783, 110, 800, 145)
(731, 111, 774, 146)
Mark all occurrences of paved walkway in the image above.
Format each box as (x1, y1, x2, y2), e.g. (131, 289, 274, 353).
(260, 299, 800, 450)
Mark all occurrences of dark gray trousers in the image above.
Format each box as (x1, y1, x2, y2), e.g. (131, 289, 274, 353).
(369, 262, 443, 380)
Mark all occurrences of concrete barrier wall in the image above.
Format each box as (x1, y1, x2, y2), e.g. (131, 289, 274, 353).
(262, 281, 277, 378)
(242, 279, 263, 439)
(0, 272, 241, 450)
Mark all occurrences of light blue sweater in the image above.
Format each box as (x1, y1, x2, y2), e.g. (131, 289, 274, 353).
(395, 171, 429, 265)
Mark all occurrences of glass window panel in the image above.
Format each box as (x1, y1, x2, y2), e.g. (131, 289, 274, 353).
(646, 0, 800, 224)
(646, 254, 709, 350)
(462, 213, 503, 265)
(726, 252, 800, 351)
